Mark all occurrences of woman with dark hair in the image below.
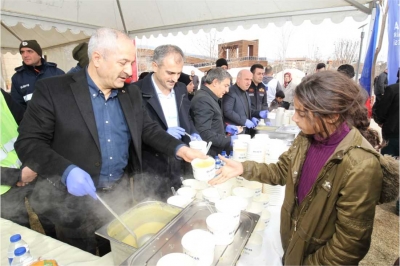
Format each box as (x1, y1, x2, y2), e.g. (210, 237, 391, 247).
(210, 71, 399, 265)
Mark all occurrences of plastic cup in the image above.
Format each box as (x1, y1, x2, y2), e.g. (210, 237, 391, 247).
(236, 176, 248, 187)
(167, 195, 192, 208)
(202, 187, 221, 203)
(157, 253, 196, 266)
(177, 187, 197, 199)
(244, 181, 262, 198)
(242, 233, 263, 257)
(191, 157, 215, 181)
(253, 193, 269, 209)
(206, 213, 237, 245)
(183, 179, 201, 189)
(246, 202, 263, 215)
(259, 209, 271, 227)
(215, 196, 247, 229)
(232, 187, 254, 206)
(189, 140, 207, 155)
(181, 229, 216, 266)
(213, 181, 233, 199)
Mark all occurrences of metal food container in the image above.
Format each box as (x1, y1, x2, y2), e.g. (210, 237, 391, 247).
(95, 201, 182, 265)
(121, 200, 259, 266)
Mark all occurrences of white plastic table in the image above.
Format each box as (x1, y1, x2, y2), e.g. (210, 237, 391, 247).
(1, 218, 114, 266)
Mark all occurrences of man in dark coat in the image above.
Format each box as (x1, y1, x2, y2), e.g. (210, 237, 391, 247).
(373, 74, 399, 157)
(248, 64, 268, 120)
(133, 45, 200, 201)
(14, 28, 205, 255)
(11, 40, 65, 109)
(223, 69, 260, 135)
(190, 68, 239, 157)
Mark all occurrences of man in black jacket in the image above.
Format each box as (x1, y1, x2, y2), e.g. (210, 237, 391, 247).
(248, 64, 269, 120)
(133, 45, 201, 201)
(373, 73, 399, 157)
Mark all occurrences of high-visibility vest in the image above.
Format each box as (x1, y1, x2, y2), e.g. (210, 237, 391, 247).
(0, 92, 21, 195)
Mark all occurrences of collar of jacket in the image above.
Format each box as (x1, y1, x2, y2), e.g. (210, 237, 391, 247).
(200, 84, 220, 102)
(15, 58, 57, 72)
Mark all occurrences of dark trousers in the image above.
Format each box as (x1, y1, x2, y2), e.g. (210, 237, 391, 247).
(29, 176, 133, 255)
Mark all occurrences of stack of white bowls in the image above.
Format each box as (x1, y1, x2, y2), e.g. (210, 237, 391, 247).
(264, 138, 289, 164)
(263, 184, 285, 206)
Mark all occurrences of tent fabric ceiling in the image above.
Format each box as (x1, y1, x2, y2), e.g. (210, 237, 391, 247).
(1, 0, 372, 53)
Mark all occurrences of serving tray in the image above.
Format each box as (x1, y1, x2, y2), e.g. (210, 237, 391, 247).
(121, 200, 259, 266)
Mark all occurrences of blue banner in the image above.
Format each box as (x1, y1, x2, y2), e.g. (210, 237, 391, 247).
(360, 5, 381, 95)
(387, 0, 400, 85)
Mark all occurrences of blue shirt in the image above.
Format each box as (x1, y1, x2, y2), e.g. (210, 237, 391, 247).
(62, 69, 131, 188)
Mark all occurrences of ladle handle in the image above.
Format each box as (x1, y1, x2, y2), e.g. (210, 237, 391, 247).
(96, 193, 138, 244)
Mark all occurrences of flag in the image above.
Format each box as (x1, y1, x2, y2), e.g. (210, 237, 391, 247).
(360, 5, 381, 95)
(387, 0, 400, 84)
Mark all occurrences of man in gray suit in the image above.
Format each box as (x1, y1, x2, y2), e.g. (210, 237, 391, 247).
(223, 69, 260, 135)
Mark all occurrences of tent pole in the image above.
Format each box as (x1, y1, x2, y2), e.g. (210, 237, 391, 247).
(372, 0, 388, 96)
(116, 0, 128, 34)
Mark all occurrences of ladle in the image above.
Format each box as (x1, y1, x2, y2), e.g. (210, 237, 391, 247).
(205, 141, 212, 155)
(96, 193, 140, 247)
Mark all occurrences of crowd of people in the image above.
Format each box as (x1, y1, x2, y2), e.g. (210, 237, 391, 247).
(1, 27, 399, 265)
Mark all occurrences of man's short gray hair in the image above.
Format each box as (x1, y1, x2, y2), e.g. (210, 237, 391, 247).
(88, 28, 131, 60)
(204, 68, 231, 84)
(153, 45, 185, 66)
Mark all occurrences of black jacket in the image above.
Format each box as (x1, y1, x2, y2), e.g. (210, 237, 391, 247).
(190, 85, 232, 157)
(11, 58, 64, 109)
(373, 83, 399, 139)
(248, 81, 268, 114)
(222, 84, 259, 126)
(133, 73, 197, 199)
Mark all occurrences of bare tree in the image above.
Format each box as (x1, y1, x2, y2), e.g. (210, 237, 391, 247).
(332, 39, 359, 68)
(274, 22, 294, 73)
(191, 29, 224, 64)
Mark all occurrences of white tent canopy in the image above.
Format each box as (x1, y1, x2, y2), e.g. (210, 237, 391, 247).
(1, 0, 372, 52)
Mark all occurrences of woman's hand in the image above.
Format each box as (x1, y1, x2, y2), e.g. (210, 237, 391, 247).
(209, 155, 244, 185)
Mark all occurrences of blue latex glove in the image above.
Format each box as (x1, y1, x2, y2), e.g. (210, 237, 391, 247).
(167, 126, 185, 139)
(259, 110, 269, 119)
(190, 133, 202, 141)
(251, 117, 259, 126)
(245, 119, 256, 128)
(230, 135, 238, 146)
(266, 121, 272, 126)
(225, 125, 238, 135)
(66, 167, 97, 199)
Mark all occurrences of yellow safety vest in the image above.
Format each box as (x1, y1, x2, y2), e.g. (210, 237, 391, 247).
(0, 92, 21, 195)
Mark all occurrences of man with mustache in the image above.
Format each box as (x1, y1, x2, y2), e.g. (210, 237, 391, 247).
(133, 45, 201, 201)
(14, 28, 206, 255)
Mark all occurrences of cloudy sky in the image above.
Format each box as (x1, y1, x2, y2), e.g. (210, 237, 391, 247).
(136, 15, 389, 63)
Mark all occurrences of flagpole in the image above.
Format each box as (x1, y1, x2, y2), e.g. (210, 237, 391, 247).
(355, 24, 367, 83)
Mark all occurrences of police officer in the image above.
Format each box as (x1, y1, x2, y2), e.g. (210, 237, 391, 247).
(248, 64, 268, 120)
(11, 40, 64, 109)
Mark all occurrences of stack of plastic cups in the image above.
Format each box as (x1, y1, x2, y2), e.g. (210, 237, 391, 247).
(246, 139, 265, 163)
(232, 139, 248, 162)
(275, 107, 285, 127)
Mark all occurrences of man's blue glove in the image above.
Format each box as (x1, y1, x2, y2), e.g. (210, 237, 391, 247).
(225, 125, 238, 135)
(245, 119, 256, 128)
(251, 117, 259, 126)
(259, 110, 269, 119)
(167, 126, 185, 139)
(230, 135, 238, 146)
(190, 133, 202, 141)
(66, 167, 97, 199)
